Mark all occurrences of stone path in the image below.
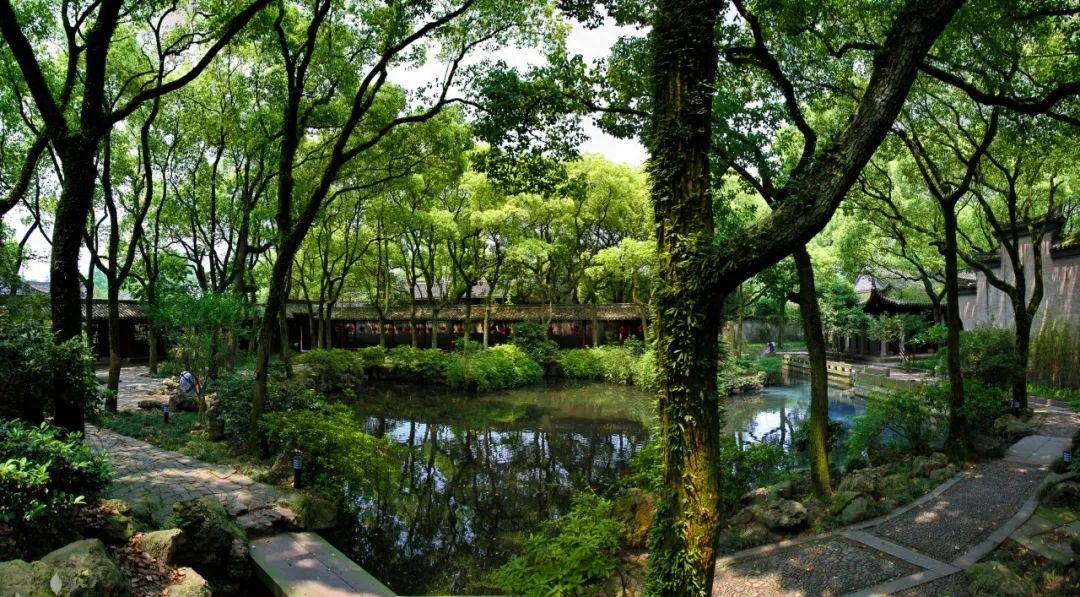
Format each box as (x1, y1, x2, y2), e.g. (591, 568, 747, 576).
(87, 366, 284, 524)
(711, 402, 1080, 596)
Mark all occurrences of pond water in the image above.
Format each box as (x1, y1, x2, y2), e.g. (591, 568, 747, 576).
(326, 381, 655, 595)
(326, 377, 866, 594)
(723, 379, 866, 451)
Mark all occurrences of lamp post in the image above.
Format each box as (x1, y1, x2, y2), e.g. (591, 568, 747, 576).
(292, 452, 303, 489)
(163, 403, 170, 424)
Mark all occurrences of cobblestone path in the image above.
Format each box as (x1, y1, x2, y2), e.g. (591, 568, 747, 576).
(87, 366, 283, 524)
(712, 403, 1079, 596)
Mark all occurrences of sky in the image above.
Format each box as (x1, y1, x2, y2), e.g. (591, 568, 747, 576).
(12, 14, 648, 282)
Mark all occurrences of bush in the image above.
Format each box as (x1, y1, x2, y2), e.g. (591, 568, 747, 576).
(718, 436, 794, 513)
(385, 346, 455, 380)
(446, 344, 543, 392)
(209, 372, 322, 448)
(846, 384, 947, 468)
(634, 350, 659, 392)
(0, 421, 110, 557)
(295, 349, 365, 394)
(509, 320, 560, 365)
(954, 327, 1020, 389)
(559, 349, 604, 379)
(261, 401, 392, 497)
(0, 317, 101, 424)
(356, 346, 387, 369)
(958, 380, 1009, 430)
(791, 418, 846, 455)
(490, 492, 622, 596)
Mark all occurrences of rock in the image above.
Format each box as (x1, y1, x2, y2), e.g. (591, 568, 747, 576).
(141, 529, 185, 564)
(1041, 481, 1080, 506)
(1072, 533, 1080, 557)
(0, 559, 52, 596)
(878, 474, 915, 500)
(38, 539, 128, 596)
(169, 391, 198, 413)
(753, 499, 807, 531)
(994, 415, 1036, 442)
(236, 504, 301, 539)
(972, 433, 1003, 458)
(171, 498, 245, 577)
(965, 561, 1033, 597)
(612, 489, 656, 549)
(929, 464, 959, 484)
(206, 400, 225, 441)
(138, 399, 165, 410)
(165, 567, 212, 597)
(739, 480, 798, 505)
(911, 452, 949, 477)
(830, 491, 862, 515)
(837, 468, 880, 495)
(226, 539, 250, 582)
(839, 496, 877, 525)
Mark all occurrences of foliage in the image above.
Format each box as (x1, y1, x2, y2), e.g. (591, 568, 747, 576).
(910, 323, 947, 349)
(490, 492, 622, 596)
(100, 410, 234, 464)
(953, 327, 1021, 390)
(846, 384, 948, 468)
(1029, 318, 1080, 389)
(446, 344, 543, 392)
(718, 356, 770, 395)
(633, 349, 659, 393)
(509, 320, 561, 365)
(717, 436, 795, 513)
(558, 345, 642, 384)
(356, 346, 388, 369)
(0, 316, 102, 423)
(866, 313, 927, 359)
(295, 349, 365, 394)
(150, 292, 256, 386)
(957, 380, 1009, 430)
(0, 421, 110, 553)
(261, 400, 393, 497)
(384, 346, 455, 380)
(792, 418, 846, 455)
(208, 372, 323, 449)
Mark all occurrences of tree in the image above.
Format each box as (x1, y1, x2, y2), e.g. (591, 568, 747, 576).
(0, 0, 271, 431)
(248, 0, 551, 440)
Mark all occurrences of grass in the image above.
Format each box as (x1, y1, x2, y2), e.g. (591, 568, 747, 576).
(99, 410, 275, 481)
(1029, 384, 1080, 405)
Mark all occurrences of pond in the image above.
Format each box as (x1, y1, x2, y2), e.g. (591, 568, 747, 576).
(325, 377, 867, 594)
(723, 379, 866, 452)
(325, 381, 655, 595)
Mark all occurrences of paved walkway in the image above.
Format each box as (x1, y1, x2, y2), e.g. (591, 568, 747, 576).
(87, 366, 283, 524)
(711, 403, 1080, 596)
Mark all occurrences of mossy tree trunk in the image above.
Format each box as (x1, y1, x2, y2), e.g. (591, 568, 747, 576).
(793, 246, 832, 497)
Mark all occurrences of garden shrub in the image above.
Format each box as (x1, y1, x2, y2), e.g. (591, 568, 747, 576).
(0, 421, 110, 557)
(385, 346, 454, 380)
(209, 372, 322, 448)
(958, 380, 1009, 430)
(593, 346, 638, 384)
(559, 349, 604, 379)
(490, 492, 622, 596)
(846, 384, 947, 468)
(509, 320, 560, 365)
(356, 345, 387, 369)
(262, 400, 393, 497)
(295, 349, 365, 394)
(792, 418, 846, 455)
(954, 327, 1020, 389)
(0, 317, 101, 424)
(718, 436, 795, 513)
(446, 344, 543, 392)
(633, 349, 659, 392)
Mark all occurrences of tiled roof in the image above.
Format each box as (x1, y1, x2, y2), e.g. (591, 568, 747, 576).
(90, 301, 145, 320)
(285, 301, 646, 322)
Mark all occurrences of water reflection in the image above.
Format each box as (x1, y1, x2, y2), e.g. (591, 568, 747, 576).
(722, 380, 866, 450)
(326, 382, 654, 595)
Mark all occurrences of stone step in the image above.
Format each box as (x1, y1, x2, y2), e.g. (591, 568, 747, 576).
(250, 532, 395, 597)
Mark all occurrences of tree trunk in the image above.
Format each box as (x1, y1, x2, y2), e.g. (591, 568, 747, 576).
(794, 247, 832, 497)
(105, 282, 121, 413)
(51, 148, 99, 433)
(644, 1, 723, 593)
(941, 207, 967, 458)
(1013, 309, 1031, 410)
